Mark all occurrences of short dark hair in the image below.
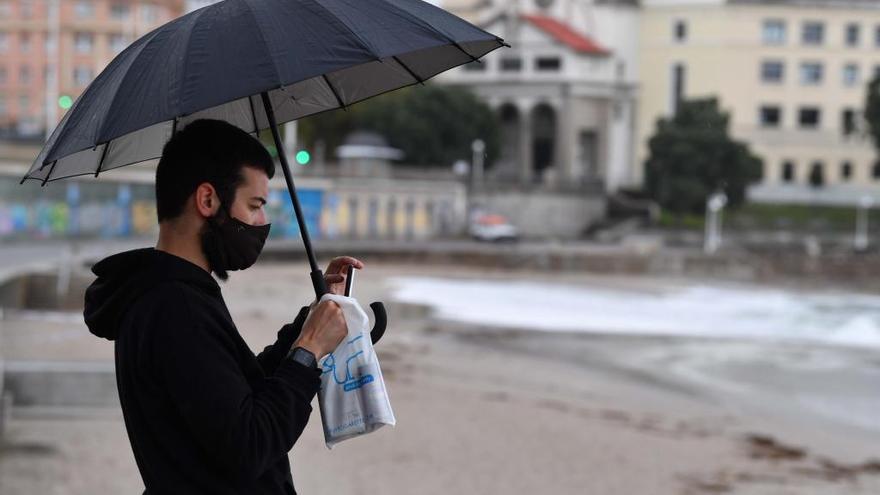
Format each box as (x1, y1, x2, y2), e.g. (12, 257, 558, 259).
(155, 119, 275, 222)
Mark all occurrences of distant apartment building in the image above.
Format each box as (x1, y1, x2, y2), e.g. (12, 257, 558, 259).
(0, 0, 183, 139)
(183, 0, 216, 13)
(639, 0, 880, 204)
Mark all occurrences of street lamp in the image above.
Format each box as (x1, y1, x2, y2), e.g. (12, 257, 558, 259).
(854, 195, 874, 251)
(704, 191, 728, 254)
(471, 138, 485, 187)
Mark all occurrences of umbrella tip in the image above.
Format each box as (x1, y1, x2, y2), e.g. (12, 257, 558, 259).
(18, 176, 26, 185)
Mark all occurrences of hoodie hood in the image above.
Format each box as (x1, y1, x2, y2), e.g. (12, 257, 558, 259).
(84, 247, 221, 341)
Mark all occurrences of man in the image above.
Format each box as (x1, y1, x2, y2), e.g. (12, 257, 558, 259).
(83, 119, 357, 494)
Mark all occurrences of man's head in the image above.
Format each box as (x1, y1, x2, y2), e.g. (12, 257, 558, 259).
(155, 119, 275, 279)
(156, 118, 274, 224)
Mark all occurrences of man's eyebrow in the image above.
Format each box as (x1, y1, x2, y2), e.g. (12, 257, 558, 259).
(251, 196, 267, 205)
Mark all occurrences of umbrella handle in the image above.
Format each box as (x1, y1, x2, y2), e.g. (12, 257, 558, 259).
(369, 302, 387, 345)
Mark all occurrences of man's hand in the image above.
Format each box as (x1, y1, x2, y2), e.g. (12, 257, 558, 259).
(322, 256, 364, 296)
(293, 300, 347, 361)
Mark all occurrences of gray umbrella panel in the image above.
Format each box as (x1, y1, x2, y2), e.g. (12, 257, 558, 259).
(23, 0, 504, 185)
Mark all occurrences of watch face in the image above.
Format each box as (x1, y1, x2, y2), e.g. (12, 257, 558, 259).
(293, 348, 316, 368)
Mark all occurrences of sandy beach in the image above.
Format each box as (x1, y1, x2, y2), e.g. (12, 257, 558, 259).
(2, 260, 880, 494)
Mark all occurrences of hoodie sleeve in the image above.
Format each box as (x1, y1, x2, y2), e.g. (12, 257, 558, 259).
(150, 286, 320, 482)
(255, 306, 310, 376)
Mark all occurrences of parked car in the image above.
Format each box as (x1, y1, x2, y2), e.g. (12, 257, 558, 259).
(469, 212, 519, 242)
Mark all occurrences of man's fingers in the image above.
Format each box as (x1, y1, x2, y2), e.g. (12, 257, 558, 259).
(325, 256, 365, 274)
(325, 274, 344, 284)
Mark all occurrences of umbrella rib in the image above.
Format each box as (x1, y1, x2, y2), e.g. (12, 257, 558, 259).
(241, 0, 284, 90)
(94, 142, 110, 177)
(452, 41, 481, 64)
(247, 95, 260, 134)
(92, 27, 166, 147)
(392, 56, 425, 85)
(377, 0, 485, 62)
(40, 161, 58, 187)
(304, 0, 380, 59)
(322, 75, 346, 110)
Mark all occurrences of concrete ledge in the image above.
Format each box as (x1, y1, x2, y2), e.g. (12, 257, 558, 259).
(3, 360, 117, 408)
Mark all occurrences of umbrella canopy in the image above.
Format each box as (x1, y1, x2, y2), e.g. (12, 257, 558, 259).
(22, 0, 506, 184)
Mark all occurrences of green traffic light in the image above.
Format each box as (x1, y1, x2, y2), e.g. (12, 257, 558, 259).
(295, 150, 310, 165)
(58, 95, 73, 109)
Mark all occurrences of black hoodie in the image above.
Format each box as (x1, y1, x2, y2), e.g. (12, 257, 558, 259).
(84, 247, 319, 495)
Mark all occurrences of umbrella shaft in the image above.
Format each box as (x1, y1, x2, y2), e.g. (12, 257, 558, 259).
(260, 92, 326, 298)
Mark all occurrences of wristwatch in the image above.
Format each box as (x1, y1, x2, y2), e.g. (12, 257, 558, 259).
(288, 346, 318, 370)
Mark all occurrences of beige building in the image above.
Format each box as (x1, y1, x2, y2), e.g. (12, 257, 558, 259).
(0, 0, 183, 138)
(639, 0, 880, 205)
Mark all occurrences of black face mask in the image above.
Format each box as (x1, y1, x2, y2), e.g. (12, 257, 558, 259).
(200, 206, 271, 281)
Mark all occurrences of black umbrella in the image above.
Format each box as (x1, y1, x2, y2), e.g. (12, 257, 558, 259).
(21, 0, 508, 341)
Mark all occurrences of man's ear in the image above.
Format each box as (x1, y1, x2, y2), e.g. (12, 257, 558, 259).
(194, 182, 220, 219)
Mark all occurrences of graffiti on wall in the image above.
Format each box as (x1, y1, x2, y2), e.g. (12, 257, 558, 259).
(0, 177, 460, 240)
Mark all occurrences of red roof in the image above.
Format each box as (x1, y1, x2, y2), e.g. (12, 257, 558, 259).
(521, 14, 610, 56)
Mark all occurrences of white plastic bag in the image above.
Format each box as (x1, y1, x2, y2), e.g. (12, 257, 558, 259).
(316, 294, 395, 448)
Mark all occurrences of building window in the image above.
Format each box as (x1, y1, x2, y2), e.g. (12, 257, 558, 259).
(672, 62, 686, 114)
(46, 33, 56, 53)
(73, 66, 93, 86)
(841, 161, 853, 180)
(110, 3, 130, 20)
(18, 94, 29, 113)
(800, 62, 823, 85)
(761, 60, 784, 83)
(75, 32, 93, 54)
(842, 108, 858, 135)
(799, 107, 821, 128)
(20, 32, 30, 53)
(19, 65, 30, 84)
(782, 161, 795, 182)
(673, 19, 687, 43)
(500, 57, 522, 72)
(20, 0, 32, 18)
(110, 34, 128, 54)
(875, 26, 880, 47)
(843, 23, 861, 46)
(846, 23, 860, 46)
(0, 2, 9, 17)
(75, 0, 94, 18)
(763, 19, 786, 45)
(802, 21, 824, 45)
(843, 63, 860, 87)
(141, 4, 158, 24)
(809, 162, 825, 187)
(760, 105, 781, 127)
(0, 96, 5, 115)
(873, 161, 880, 179)
(0, 67, 6, 84)
(0, 32, 7, 53)
(535, 57, 561, 71)
(462, 60, 485, 72)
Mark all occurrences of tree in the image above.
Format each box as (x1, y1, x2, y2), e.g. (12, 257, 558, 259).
(864, 73, 880, 150)
(297, 83, 500, 168)
(644, 97, 763, 215)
